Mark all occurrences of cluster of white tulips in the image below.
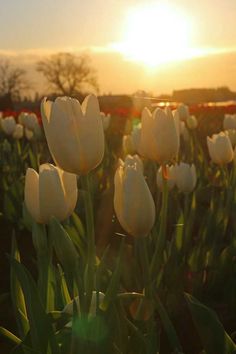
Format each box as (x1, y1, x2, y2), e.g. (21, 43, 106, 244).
(5, 93, 236, 354)
(207, 113, 236, 165)
(0, 112, 42, 140)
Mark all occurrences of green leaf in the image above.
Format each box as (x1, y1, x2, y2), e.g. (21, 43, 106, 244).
(0, 327, 21, 345)
(10, 258, 59, 354)
(100, 238, 124, 311)
(49, 217, 78, 274)
(155, 296, 183, 353)
(10, 236, 29, 339)
(185, 293, 236, 354)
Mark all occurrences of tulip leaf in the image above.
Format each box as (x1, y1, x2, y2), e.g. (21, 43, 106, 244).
(57, 264, 71, 306)
(185, 293, 236, 354)
(155, 295, 183, 353)
(100, 238, 124, 311)
(10, 235, 29, 339)
(10, 258, 59, 354)
(71, 212, 85, 239)
(49, 217, 78, 275)
(0, 327, 21, 345)
(32, 222, 55, 312)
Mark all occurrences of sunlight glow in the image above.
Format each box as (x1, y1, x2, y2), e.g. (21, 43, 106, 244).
(112, 3, 196, 67)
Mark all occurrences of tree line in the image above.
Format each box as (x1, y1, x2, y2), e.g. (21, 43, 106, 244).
(0, 52, 98, 108)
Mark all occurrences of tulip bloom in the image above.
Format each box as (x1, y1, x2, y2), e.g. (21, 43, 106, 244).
(227, 129, 236, 147)
(177, 104, 190, 122)
(1, 116, 16, 135)
(41, 95, 104, 175)
(174, 163, 197, 194)
(156, 165, 176, 191)
(19, 112, 38, 131)
(13, 124, 24, 139)
(101, 112, 111, 131)
(24, 164, 78, 224)
(123, 154, 143, 174)
(25, 128, 34, 140)
(114, 161, 155, 238)
(223, 114, 236, 130)
(207, 132, 233, 165)
(140, 107, 179, 164)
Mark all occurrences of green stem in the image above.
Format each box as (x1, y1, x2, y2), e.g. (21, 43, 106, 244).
(182, 193, 190, 255)
(137, 237, 151, 297)
(81, 174, 96, 312)
(150, 172, 169, 277)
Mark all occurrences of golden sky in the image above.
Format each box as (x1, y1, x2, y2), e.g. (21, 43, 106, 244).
(1, 0, 236, 94)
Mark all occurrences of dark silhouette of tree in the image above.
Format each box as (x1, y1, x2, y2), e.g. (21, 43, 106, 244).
(0, 60, 30, 100)
(37, 52, 99, 96)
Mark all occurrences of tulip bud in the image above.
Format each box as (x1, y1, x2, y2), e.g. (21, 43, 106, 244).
(41, 95, 105, 175)
(114, 161, 155, 237)
(122, 135, 135, 155)
(24, 164, 78, 224)
(123, 154, 143, 174)
(227, 129, 236, 147)
(101, 112, 111, 131)
(13, 124, 24, 139)
(223, 114, 236, 130)
(140, 107, 179, 164)
(1, 116, 16, 135)
(63, 291, 105, 317)
(156, 165, 176, 191)
(25, 128, 34, 140)
(207, 132, 233, 165)
(174, 163, 197, 193)
(177, 104, 190, 121)
(186, 115, 198, 130)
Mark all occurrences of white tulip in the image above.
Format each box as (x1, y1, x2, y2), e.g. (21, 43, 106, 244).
(41, 95, 105, 175)
(140, 107, 179, 164)
(13, 124, 24, 139)
(177, 104, 190, 122)
(101, 112, 111, 130)
(156, 165, 176, 191)
(223, 114, 236, 130)
(1, 116, 16, 135)
(114, 161, 155, 237)
(24, 164, 78, 224)
(175, 163, 197, 193)
(25, 128, 34, 140)
(226, 129, 236, 147)
(123, 154, 143, 174)
(207, 132, 233, 165)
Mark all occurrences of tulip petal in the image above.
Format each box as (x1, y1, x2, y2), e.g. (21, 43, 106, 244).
(39, 164, 69, 223)
(24, 168, 42, 223)
(61, 170, 78, 217)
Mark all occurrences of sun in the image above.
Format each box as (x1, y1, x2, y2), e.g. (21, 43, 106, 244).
(112, 3, 194, 68)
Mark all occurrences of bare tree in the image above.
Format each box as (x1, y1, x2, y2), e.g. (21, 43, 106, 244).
(37, 52, 99, 96)
(0, 60, 30, 100)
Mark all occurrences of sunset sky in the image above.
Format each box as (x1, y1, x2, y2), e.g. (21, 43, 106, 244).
(1, 0, 236, 95)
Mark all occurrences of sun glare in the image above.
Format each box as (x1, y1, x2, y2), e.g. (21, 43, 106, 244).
(112, 3, 194, 68)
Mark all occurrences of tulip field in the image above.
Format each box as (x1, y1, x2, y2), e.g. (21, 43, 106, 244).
(1, 98, 236, 354)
